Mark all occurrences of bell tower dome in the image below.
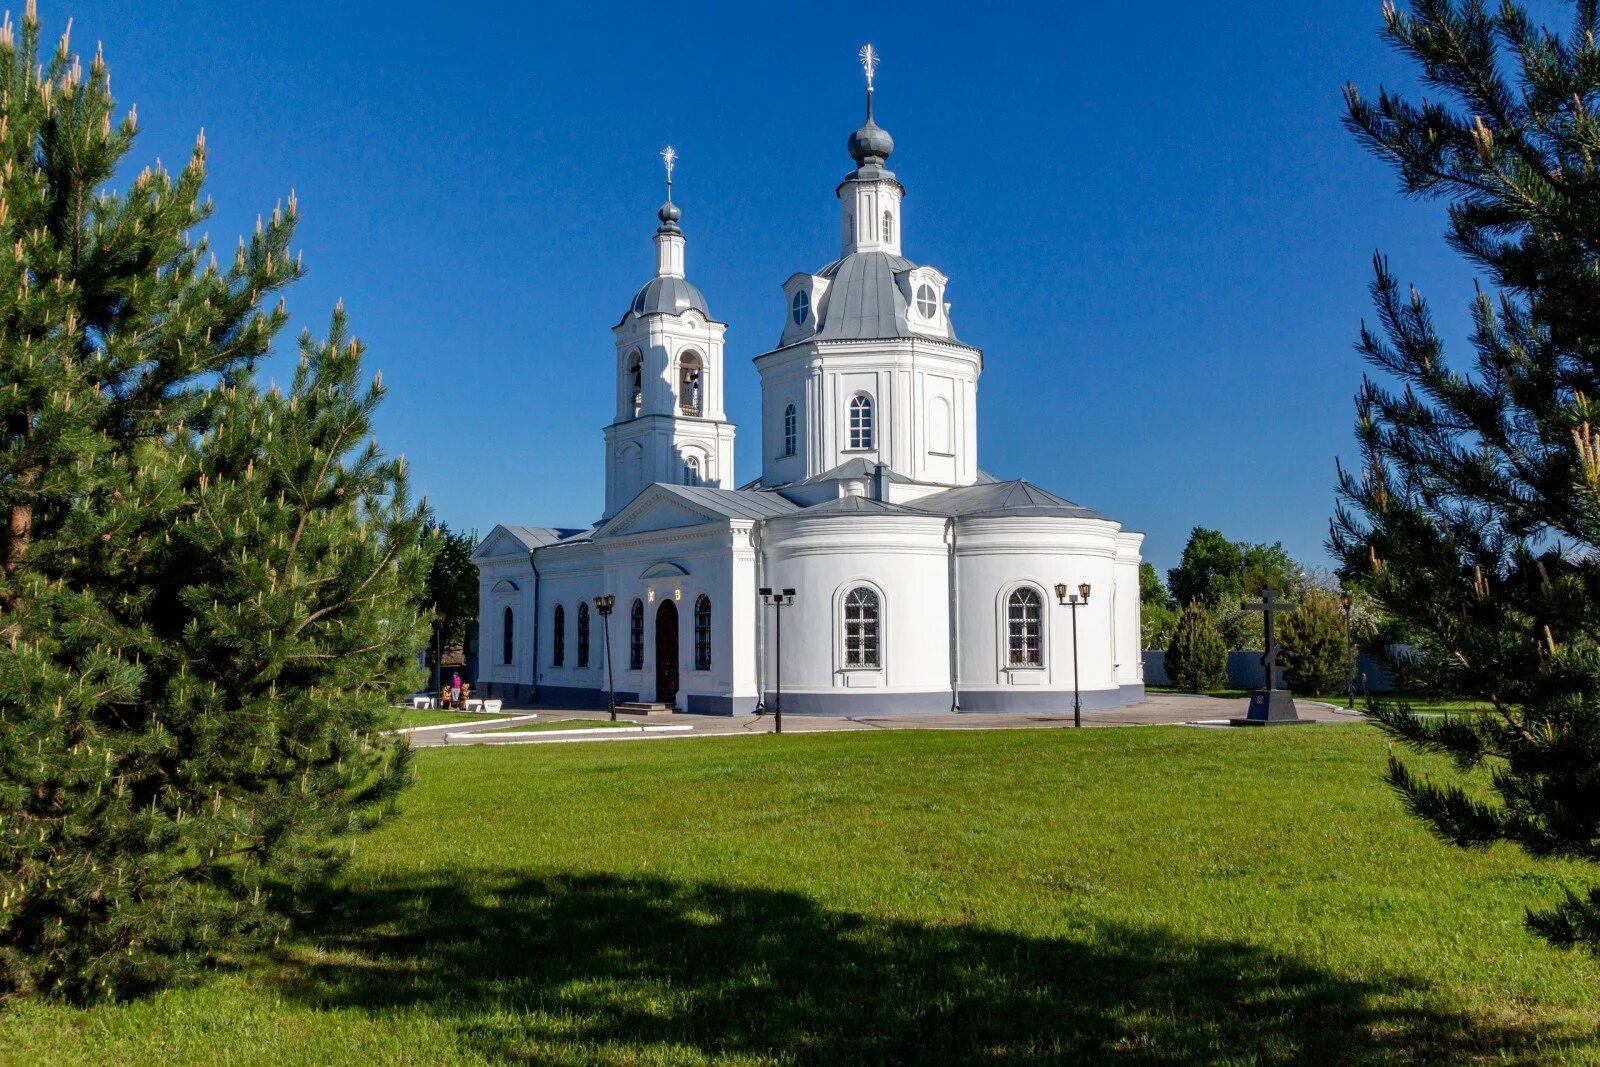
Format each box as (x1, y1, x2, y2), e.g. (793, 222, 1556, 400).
(602, 147, 736, 520)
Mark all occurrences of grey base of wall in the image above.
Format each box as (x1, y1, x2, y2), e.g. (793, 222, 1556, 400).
(532, 685, 640, 710)
(479, 681, 533, 703)
(685, 694, 760, 716)
(758, 685, 1142, 717)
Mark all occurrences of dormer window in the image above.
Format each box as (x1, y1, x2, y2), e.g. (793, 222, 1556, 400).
(916, 284, 938, 320)
(791, 289, 810, 326)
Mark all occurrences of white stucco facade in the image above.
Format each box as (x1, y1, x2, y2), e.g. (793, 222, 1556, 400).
(473, 77, 1145, 715)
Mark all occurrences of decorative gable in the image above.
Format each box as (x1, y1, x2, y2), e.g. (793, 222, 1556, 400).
(597, 490, 725, 540)
(473, 525, 534, 561)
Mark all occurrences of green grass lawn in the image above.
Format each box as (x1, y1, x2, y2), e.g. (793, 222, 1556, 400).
(6, 725, 1600, 1064)
(391, 708, 511, 730)
(496, 718, 636, 733)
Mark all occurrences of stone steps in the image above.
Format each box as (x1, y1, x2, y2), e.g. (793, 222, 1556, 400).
(616, 701, 675, 716)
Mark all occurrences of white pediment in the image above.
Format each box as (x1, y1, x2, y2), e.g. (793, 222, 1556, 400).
(473, 525, 533, 561)
(491, 578, 521, 593)
(597, 489, 723, 539)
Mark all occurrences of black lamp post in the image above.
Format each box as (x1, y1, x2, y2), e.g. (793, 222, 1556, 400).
(1054, 581, 1092, 728)
(1340, 591, 1355, 710)
(594, 594, 617, 721)
(759, 587, 796, 734)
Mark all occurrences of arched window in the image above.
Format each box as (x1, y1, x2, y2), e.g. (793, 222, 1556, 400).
(844, 586, 881, 668)
(848, 394, 875, 450)
(629, 598, 645, 670)
(577, 601, 591, 668)
(694, 594, 712, 671)
(1008, 588, 1043, 667)
(627, 351, 642, 417)
(552, 604, 565, 666)
(882, 210, 894, 243)
(791, 289, 810, 326)
(679, 352, 703, 416)
(783, 404, 797, 457)
(502, 606, 515, 664)
(684, 455, 702, 487)
(916, 283, 938, 319)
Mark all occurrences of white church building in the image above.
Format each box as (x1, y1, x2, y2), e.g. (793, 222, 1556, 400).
(472, 55, 1145, 715)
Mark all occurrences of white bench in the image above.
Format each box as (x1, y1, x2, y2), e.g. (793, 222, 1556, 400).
(464, 698, 504, 714)
(410, 695, 436, 710)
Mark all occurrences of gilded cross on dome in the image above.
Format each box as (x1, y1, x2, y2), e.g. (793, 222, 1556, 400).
(859, 44, 878, 92)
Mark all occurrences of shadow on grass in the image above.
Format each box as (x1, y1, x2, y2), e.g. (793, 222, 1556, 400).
(280, 872, 1563, 1064)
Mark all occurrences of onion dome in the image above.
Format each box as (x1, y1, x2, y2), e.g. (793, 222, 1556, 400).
(848, 117, 894, 167)
(657, 199, 681, 234)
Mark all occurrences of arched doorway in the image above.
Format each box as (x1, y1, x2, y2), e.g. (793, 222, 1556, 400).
(655, 600, 679, 706)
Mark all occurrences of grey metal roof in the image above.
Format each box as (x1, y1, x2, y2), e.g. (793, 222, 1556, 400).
(653, 484, 802, 520)
(910, 480, 1108, 520)
(622, 276, 710, 323)
(498, 525, 589, 550)
(788, 494, 924, 517)
(812, 252, 915, 341)
(791, 457, 917, 487)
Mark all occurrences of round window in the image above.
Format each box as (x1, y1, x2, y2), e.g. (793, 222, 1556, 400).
(791, 289, 811, 326)
(916, 284, 938, 319)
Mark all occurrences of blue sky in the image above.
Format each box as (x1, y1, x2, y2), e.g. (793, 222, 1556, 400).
(66, 1, 1564, 574)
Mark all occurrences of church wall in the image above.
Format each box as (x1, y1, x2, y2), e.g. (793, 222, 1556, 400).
(954, 517, 1128, 711)
(760, 514, 954, 710)
(1114, 532, 1147, 694)
(472, 548, 537, 702)
(533, 523, 757, 713)
(753, 340, 980, 490)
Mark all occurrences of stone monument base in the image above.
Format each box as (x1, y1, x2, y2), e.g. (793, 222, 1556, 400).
(1230, 688, 1313, 727)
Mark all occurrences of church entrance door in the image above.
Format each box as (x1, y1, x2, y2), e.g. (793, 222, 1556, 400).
(655, 600, 679, 706)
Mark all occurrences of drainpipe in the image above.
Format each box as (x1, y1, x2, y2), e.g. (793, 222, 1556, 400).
(529, 549, 541, 705)
(947, 516, 960, 711)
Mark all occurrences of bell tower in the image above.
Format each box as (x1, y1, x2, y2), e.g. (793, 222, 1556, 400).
(603, 148, 736, 520)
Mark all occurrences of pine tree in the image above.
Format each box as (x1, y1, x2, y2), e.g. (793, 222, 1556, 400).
(1336, 0, 1600, 950)
(1278, 589, 1351, 695)
(0, 6, 430, 999)
(1165, 601, 1226, 693)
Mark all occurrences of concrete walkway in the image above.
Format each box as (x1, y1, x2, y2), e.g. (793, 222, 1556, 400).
(406, 692, 1362, 748)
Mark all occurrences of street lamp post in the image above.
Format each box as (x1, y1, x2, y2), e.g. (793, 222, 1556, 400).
(1054, 582, 1092, 729)
(594, 595, 617, 721)
(759, 587, 796, 734)
(1340, 591, 1355, 710)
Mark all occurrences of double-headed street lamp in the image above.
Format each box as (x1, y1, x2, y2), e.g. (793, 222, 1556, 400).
(594, 594, 617, 721)
(759, 587, 796, 734)
(1054, 582, 1092, 729)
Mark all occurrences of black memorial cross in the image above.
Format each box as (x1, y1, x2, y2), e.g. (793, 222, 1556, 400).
(1231, 586, 1311, 726)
